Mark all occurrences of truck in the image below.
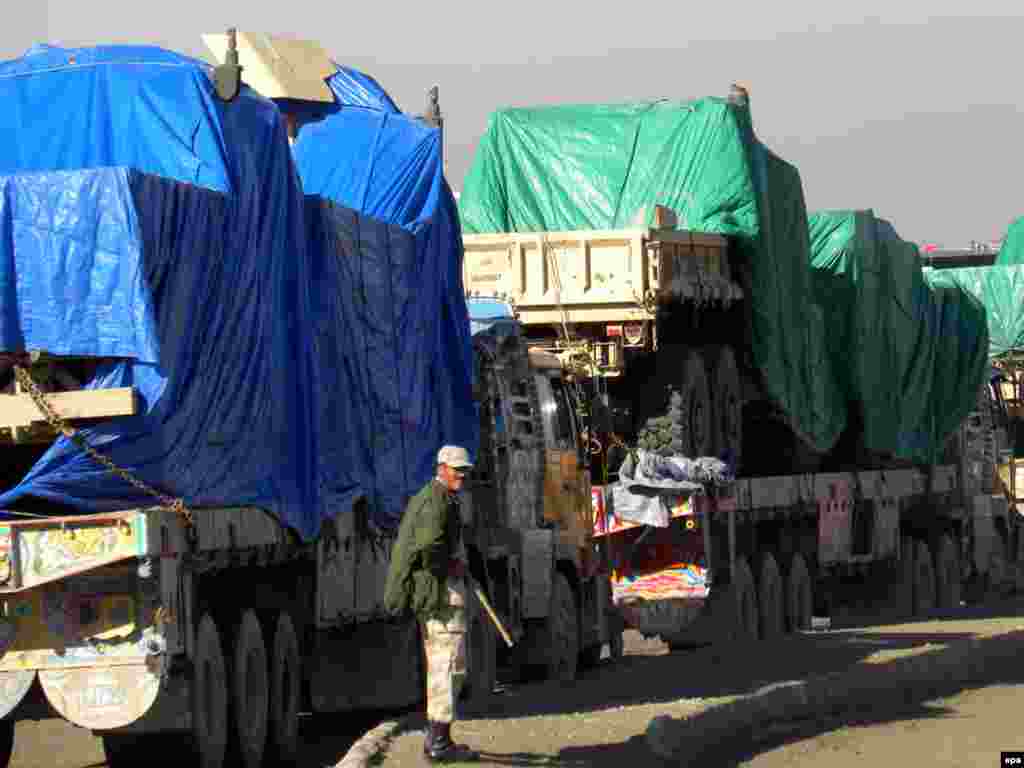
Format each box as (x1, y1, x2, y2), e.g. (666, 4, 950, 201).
(466, 299, 623, 681)
(0, 33, 619, 768)
(458, 90, 1021, 648)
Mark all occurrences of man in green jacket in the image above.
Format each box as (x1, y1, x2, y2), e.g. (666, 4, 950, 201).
(384, 445, 479, 763)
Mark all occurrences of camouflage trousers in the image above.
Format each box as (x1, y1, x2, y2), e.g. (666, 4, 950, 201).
(421, 578, 468, 724)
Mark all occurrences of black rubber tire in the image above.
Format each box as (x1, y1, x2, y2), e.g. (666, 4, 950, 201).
(758, 552, 785, 640)
(900, 535, 917, 617)
(786, 553, 814, 632)
(913, 540, 936, 617)
(608, 608, 625, 661)
(267, 611, 301, 766)
(730, 557, 759, 642)
(637, 348, 712, 458)
(709, 345, 743, 466)
(101, 734, 148, 768)
(231, 610, 269, 768)
(545, 572, 580, 682)
(682, 350, 713, 457)
(933, 534, 961, 611)
(465, 604, 497, 701)
(578, 644, 603, 669)
(192, 613, 229, 768)
(0, 720, 11, 768)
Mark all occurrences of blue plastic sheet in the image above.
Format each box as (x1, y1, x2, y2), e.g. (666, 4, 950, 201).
(0, 45, 310, 540)
(291, 66, 475, 532)
(0, 46, 475, 537)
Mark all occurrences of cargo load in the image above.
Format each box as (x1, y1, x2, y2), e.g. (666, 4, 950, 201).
(0, 44, 473, 538)
(458, 94, 845, 457)
(807, 210, 990, 463)
(995, 216, 1024, 266)
(291, 64, 475, 532)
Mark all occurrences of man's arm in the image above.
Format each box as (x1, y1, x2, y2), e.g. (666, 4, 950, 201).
(412, 493, 448, 580)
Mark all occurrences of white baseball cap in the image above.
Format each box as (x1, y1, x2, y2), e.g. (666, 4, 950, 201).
(437, 445, 474, 469)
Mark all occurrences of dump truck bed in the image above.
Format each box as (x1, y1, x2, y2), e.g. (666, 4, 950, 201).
(463, 226, 739, 326)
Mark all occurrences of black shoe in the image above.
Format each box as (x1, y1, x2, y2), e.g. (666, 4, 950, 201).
(424, 722, 479, 763)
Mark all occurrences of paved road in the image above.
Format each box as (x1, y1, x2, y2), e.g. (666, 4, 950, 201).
(733, 683, 1024, 767)
(11, 597, 1024, 767)
(9, 710, 385, 768)
(379, 598, 1024, 767)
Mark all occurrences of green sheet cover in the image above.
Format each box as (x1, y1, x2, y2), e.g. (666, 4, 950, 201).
(459, 97, 845, 452)
(995, 216, 1024, 266)
(809, 211, 990, 462)
(928, 263, 1024, 359)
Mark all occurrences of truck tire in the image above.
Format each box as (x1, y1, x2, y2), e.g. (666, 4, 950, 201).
(988, 527, 1011, 595)
(0, 720, 13, 768)
(608, 626, 624, 660)
(546, 572, 579, 682)
(786, 553, 813, 632)
(637, 348, 711, 458)
(578, 644, 603, 669)
(913, 540, 936, 617)
(466, 607, 497, 701)
(683, 350, 713, 458)
(267, 611, 301, 766)
(729, 557, 759, 642)
(193, 613, 229, 768)
(709, 346, 743, 467)
(758, 553, 785, 640)
(933, 534, 961, 611)
(232, 610, 269, 768)
(900, 535, 916, 616)
(101, 734, 148, 768)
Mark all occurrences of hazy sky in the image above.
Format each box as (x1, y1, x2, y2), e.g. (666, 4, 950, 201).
(3, 1, 1022, 247)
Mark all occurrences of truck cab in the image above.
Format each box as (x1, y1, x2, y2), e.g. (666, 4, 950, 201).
(464, 299, 621, 686)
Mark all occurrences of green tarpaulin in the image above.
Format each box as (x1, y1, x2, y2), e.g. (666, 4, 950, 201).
(809, 211, 990, 462)
(459, 97, 846, 453)
(996, 216, 1024, 266)
(928, 263, 1024, 359)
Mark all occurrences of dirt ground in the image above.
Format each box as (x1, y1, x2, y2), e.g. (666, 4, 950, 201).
(377, 598, 1024, 768)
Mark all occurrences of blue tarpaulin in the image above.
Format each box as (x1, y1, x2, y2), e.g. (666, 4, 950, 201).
(0, 46, 474, 538)
(288, 65, 476, 532)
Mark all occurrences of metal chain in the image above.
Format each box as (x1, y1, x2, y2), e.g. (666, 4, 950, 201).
(12, 366, 192, 527)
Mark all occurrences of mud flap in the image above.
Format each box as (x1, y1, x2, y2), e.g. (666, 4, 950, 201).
(39, 660, 163, 730)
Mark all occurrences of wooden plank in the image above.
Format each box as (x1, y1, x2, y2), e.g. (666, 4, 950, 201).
(0, 387, 136, 428)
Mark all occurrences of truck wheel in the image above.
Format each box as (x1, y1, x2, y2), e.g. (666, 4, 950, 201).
(193, 613, 229, 768)
(267, 611, 301, 766)
(578, 645, 603, 669)
(466, 608, 497, 701)
(546, 572, 579, 682)
(730, 557, 759, 642)
(933, 534, 961, 611)
(683, 350, 713, 457)
(913, 540, 936, 616)
(608, 615, 625, 661)
(101, 734, 147, 768)
(709, 346, 743, 467)
(232, 610, 269, 768)
(0, 720, 13, 767)
(988, 527, 1011, 595)
(900, 535, 916, 616)
(758, 553, 785, 640)
(786, 553, 813, 632)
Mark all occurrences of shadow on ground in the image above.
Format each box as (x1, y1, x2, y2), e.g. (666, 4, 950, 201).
(455, 597, 1024, 726)
(556, 626, 1024, 767)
